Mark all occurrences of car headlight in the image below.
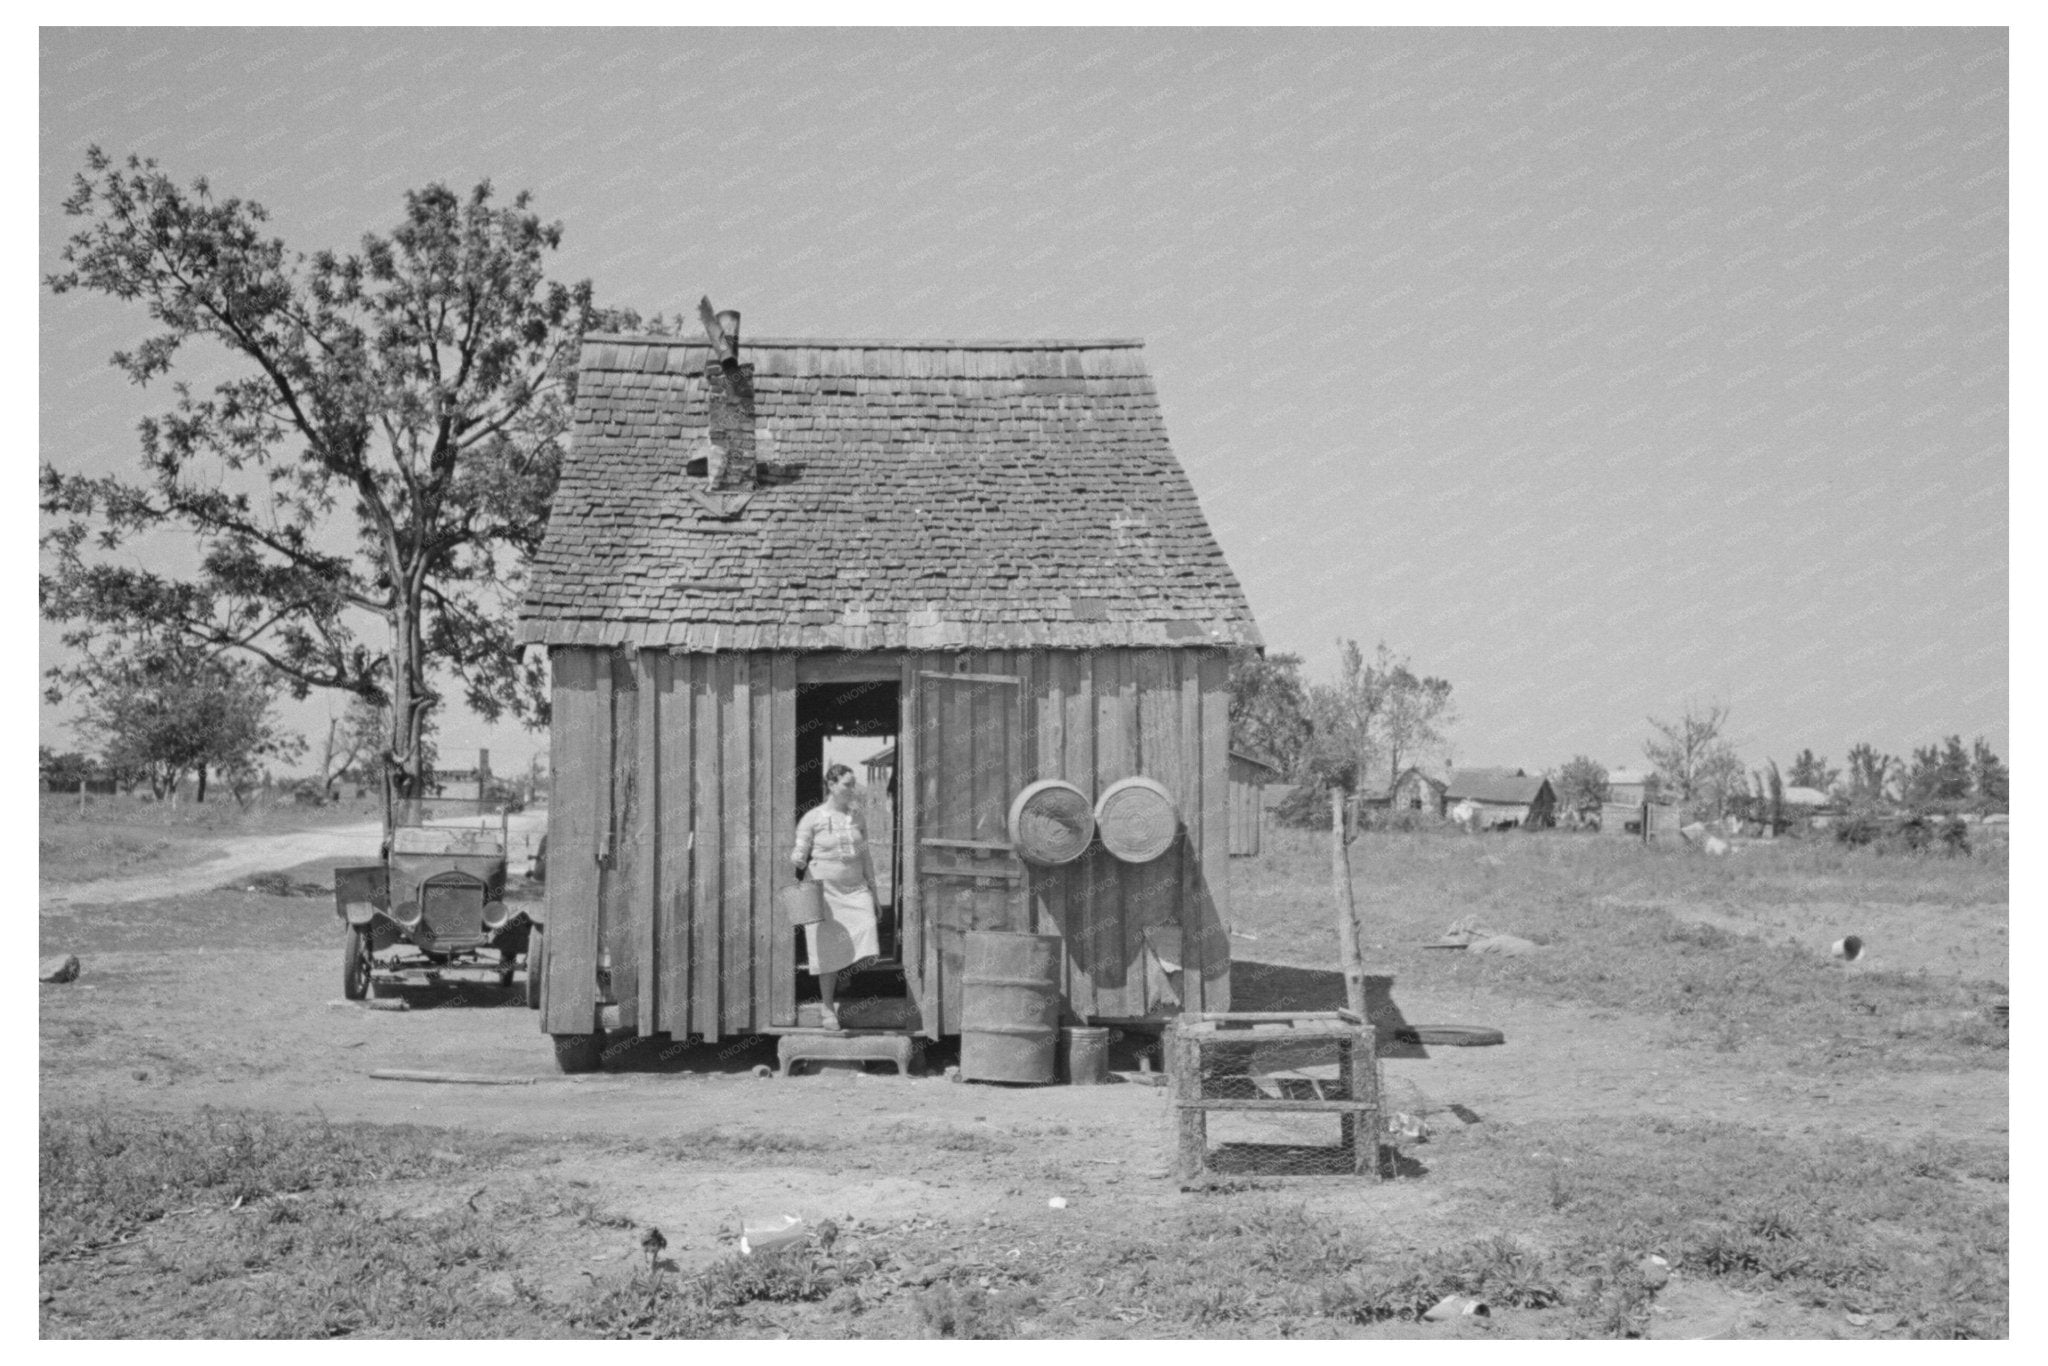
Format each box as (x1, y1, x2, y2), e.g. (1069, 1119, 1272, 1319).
(392, 899, 422, 929)
(482, 900, 510, 930)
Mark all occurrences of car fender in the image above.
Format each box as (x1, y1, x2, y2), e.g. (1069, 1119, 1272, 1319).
(333, 864, 389, 925)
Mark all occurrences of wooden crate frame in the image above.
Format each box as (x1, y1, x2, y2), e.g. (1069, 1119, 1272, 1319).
(1168, 1010, 1383, 1182)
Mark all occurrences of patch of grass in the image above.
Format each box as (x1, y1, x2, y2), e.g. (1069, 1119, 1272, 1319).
(570, 1244, 870, 1338)
(39, 1107, 491, 1261)
(1232, 826, 2006, 1073)
(1454, 1116, 2009, 1339)
(668, 1126, 832, 1159)
(38, 825, 219, 883)
(38, 1107, 569, 1338)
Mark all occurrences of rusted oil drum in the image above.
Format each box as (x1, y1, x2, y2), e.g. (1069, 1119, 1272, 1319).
(960, 931, 1063, 1084)
(1095, 776, 1180, 863)
(1007, 779, 1095, 865)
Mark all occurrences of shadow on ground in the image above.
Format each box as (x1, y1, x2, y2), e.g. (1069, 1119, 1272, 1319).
(1229, 960, 1429, 1059)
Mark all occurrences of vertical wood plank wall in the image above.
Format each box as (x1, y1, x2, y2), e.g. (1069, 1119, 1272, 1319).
(545, 645, 1231, 1038)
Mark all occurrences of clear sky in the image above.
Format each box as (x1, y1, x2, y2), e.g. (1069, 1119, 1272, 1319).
(37, 27, 2008, 780)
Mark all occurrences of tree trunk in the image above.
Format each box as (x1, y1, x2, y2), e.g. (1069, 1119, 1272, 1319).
(195, 764, 208, 804)
(386, 595, 433, 800)
(1329, 788, 1367, 1019)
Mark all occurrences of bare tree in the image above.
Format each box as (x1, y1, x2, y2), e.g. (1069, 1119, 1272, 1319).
(1644, 701, 1745, 818)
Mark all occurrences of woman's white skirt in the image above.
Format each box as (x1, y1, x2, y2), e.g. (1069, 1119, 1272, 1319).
(802, 874, 879, 976)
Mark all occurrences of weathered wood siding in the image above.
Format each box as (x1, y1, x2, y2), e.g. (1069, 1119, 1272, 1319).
(902, 647, 1231, 1023)
(542, 645, 1230, 1039)
(542, 648, 795, 1040)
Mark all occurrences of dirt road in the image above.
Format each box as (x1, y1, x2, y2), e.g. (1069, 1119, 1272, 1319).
(39, 821, 386, 911)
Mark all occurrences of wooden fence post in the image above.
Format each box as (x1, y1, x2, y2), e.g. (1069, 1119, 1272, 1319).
(1330, 788, 1367, 1020)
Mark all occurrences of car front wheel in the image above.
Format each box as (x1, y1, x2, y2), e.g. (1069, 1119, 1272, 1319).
(343, 925, 372, 1000)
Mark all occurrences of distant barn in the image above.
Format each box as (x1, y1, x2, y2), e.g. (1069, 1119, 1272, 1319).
(517, 325, 1262, 1062)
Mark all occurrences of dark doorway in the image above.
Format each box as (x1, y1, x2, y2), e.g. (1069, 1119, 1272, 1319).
(793, 679, 904, 1010)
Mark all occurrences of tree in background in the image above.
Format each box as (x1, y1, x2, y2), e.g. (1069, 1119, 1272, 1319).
(39, 748, 99, 793)
(1226, 648, 1312, 777)
(1787, 749, 1840, 794)
(1643, 702, 1745, 818)
(1902, 735, 1973, 808)
(1970, 737, 2008, 808)
(1376, 652, 1455, 793)
(51, 635, 302, 802)
(1554, 755, 1610, 820)
(1287, 640, 1455, 835)
(41, 150, 610, 798)
(312, 695, 388, 801)
(1844, 743, 1896, 804)
(1300, 642, 1385, 838)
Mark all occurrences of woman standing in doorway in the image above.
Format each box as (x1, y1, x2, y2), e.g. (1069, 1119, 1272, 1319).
(791, 764, 880, 1031)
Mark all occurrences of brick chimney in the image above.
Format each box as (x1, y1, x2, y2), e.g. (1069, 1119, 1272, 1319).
(700, 305, 755, 492)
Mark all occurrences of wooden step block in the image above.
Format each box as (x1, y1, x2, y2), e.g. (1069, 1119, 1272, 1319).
(778, 1031, 917, 1077)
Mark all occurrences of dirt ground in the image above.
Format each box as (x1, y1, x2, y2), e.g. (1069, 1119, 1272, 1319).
(39, 828, 2008, 1338)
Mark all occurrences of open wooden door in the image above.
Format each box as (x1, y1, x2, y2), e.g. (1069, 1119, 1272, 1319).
(904, 669, 1025, 1038)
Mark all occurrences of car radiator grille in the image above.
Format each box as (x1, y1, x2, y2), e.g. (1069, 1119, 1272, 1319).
(420, 876, 484, 945)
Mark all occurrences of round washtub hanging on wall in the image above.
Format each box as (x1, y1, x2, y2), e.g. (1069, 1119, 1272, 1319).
(1007, 779, 1096, 866)
(1094, 776, 1179, 863)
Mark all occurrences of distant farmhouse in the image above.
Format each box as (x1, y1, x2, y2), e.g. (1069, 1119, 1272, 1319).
(1445, 768, 1556, 830)
(1389, 766, 1449, 817)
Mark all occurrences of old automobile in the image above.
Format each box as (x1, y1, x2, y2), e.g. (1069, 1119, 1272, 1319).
(333, 797, 540, 1004)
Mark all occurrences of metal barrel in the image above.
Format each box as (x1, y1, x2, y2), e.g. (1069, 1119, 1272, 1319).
(960, 931, 1063, 1084)
(1060, 1025, 1111, 1085)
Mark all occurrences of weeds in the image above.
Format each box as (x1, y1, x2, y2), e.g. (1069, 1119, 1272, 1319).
(570, 1244, 863, 1339)
(913, 1281, 1029, 1339)
(1460, 1116, 2008, 1338)
(1321, 1234, 1568, 1326)
(40, 1107, 466, 1261)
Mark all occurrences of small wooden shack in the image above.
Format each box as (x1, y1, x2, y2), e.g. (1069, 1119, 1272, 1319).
(1226, 750, 1282, 856)
(517, 326, 1262, 1058)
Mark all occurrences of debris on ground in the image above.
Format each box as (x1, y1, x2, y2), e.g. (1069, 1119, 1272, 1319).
(40, 954, 81, 984)
(1423, 1294, 1489, 1321)
(740, 1214, 806, 1256)
(1639, 1254, 1671, 1289)
(1467, 934, 1540, 956)
(1387, 1111, 1431, 1143)
(1704, 836, 1731, 856)
(1047, 1197, 1068, 1210)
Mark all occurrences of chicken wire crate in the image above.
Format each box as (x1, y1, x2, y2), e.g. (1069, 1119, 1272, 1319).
(1168, 1012, 1384, 1183)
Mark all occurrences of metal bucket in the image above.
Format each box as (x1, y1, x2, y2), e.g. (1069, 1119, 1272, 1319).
(779, 880, 826, 927)
(960, 931, 1062, 1084)
(1060, 1026, 1110, 1085)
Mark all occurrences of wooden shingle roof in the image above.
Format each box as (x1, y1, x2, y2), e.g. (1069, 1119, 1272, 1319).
(517, 335, 1262, 652)
(1445, 769, 1552, 804)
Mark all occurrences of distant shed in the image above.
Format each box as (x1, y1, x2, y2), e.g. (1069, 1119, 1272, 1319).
(1227, 750, 1282, 856)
